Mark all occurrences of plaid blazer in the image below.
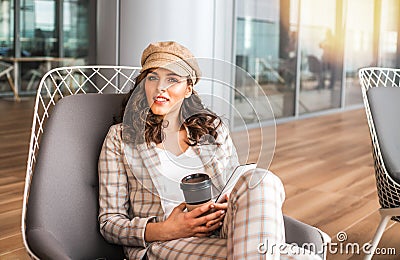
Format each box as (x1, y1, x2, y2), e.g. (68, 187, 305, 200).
(98, 123, 239, 259)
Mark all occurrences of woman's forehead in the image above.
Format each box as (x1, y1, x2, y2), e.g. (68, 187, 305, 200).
(148, 67, 184, 77)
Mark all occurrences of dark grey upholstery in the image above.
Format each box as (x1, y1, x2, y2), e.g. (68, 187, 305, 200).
(25, 93, 325, 259)
(26, 94, 126, 260)
(367, 87, 400, 183)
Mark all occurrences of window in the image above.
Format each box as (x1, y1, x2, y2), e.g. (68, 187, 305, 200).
(298, 0, 342, 114)
(235, 0, 299, 124)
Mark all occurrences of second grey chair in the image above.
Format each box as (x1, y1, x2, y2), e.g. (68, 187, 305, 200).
(359, 67, 400, 260)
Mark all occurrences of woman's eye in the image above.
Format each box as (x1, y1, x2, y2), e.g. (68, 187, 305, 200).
(168, 78, 179, 83)
(147, 75, 158, 81)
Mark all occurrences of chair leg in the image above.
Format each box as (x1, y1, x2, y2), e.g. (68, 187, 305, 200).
(364, 213, 391, 260)
(6, 72, 20, 101)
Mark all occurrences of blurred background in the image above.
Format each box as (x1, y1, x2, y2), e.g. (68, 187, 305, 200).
(1, 1, 399, 259)
(1, 0, 399, 128)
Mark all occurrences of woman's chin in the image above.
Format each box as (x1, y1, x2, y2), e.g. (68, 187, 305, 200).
(150, 104, 181, 117)
(150, 107, 168, 116)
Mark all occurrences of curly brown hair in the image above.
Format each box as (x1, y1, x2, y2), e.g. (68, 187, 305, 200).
(120, 70, 222, 146)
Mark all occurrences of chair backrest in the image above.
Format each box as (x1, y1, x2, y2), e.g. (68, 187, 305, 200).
(359, 67, 400, 212)
(22, 66, 140, 259)
(367, 87, 400, 181)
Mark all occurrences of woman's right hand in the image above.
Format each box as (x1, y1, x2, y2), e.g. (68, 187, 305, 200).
(145, 202, 225, 242)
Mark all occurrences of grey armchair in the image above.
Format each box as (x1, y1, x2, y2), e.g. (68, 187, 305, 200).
(22, 66, 330, 259)
(359, 67, 400, 260)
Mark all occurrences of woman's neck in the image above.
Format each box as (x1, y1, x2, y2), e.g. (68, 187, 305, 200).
(158, 116, 189, 156)
(162, 114, 181, 133)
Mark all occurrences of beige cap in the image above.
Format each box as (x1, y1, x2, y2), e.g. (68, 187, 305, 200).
(140, 41, 201, 85)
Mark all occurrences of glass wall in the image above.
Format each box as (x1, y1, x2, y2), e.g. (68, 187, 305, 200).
(19, 0, 57, 91)
(0, 0, 14, 93)
(344, 0, 374, 107)
(298, 0, 342, 114)
(0, 0, 91, 96)
(379, 0, 399, 67)
(235, 0, 400, 123)
(63, 0, 89, 61)
(0, 0, 14, 57)
(20, 0, 57, 57)
(235, 0, 299, 123)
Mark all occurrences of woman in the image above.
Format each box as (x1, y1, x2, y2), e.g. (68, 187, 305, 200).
(98, 41, 287, 259)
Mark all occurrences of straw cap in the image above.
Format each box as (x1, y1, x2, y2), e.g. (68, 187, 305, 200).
(140, 41, 201, 85)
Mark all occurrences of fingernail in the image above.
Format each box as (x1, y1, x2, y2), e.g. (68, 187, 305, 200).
(220, 210, 225, 214)
(219, 222, 223, 226)
(210, 204, 215, 208)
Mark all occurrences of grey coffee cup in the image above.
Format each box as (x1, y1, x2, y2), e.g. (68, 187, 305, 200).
(180, 173, 212, 206)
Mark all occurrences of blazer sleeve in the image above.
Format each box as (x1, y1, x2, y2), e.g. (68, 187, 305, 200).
(98, 124, 156, 248)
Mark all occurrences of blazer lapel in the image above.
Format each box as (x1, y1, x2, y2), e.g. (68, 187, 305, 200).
(135, 142, 165, 215)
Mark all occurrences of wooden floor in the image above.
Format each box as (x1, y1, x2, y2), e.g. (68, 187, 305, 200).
(0, 98, 34, 260)
(0, 97, 399, 259)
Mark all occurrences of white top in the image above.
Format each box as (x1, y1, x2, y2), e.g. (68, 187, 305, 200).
(153, 146, 206, 218)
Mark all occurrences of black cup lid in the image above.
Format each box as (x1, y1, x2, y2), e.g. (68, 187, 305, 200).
(180, 173, 211, 191)
(181, 173, 209, 183)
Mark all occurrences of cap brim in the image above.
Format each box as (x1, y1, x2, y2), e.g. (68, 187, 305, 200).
(141, 60, 190, 77)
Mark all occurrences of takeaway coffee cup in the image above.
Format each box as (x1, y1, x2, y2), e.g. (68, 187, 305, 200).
(180, 173, 212, 211)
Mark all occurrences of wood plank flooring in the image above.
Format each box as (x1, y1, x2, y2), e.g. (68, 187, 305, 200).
(0, 98, 33, 260)
(0, 97, 399, 259)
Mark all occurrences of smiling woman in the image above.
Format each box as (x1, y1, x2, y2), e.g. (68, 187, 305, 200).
(97, 41, 319, 260)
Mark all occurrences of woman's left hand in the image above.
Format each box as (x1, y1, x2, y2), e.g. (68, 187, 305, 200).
(205, 194, 229, 228)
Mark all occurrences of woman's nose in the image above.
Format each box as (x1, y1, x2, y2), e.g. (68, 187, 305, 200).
(156, 82, 168, 92)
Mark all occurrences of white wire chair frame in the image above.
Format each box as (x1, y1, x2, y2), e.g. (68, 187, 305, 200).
(21, 65, 140, 259)
(359, 67, 400, 260)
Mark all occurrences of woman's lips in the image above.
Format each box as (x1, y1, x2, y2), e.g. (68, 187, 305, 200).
(153, 95, 169, 105)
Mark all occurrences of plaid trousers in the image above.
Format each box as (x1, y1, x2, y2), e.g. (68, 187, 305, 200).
(145, 170, 321, 260)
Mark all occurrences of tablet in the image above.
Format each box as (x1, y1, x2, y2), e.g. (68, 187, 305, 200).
(214, 163, 257, 203)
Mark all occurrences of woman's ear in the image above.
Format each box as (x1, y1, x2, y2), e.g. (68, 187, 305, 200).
(185, 85, 193, 98)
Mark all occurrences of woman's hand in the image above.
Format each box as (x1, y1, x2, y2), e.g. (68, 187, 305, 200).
(164, 201, 226, 239)
(145, 200, 227, 242)
(205, 194, 229, 228)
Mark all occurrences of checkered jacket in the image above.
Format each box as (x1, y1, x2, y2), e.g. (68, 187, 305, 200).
(98, 123, 239, 259)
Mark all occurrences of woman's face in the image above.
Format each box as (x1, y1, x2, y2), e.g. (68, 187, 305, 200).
(144, 68, 192, 116)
